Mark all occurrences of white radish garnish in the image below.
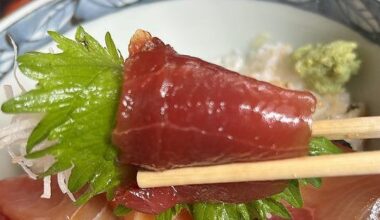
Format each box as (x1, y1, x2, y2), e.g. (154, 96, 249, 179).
(57, 168, 76, 202)
(1, 85, 75, 200)
(41, 176, 51, 199)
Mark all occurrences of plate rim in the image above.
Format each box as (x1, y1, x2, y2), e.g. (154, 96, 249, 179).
(0, 0, 56, 32)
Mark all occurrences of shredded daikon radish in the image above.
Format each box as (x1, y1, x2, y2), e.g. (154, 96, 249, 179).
(4, 85, 14, 99)
(7, 147, 37, 179)
(40, 155, 53, 199)
(41, 176, 51, 199)
(1, 85, 76, 201)
(0, 119, 38, 140)
(1, 131, 30, 148)
(8, 36, 25, 92)
(57, 168, 76, 202)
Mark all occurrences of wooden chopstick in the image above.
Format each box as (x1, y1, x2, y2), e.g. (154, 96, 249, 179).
(137, 151, 380, 188)
(137, 116, 380, 188)
(312, 116, 380, 140)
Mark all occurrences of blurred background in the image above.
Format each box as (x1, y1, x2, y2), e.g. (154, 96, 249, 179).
(0, 0, 30, 17)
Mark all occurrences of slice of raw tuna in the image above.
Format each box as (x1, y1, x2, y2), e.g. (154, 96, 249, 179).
(123, 209, 192, 220)
(0, 175, 194, 220)
(112, 30, 316, 171)
(269, 175, 380, 220)
(0, 176, 118, 220)
(2, 174, 380, 220)
(302, 175, 380, 220)
(112, 180, 287, 214)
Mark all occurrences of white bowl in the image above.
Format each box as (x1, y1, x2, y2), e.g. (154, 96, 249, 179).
(1, 0, 379, 179)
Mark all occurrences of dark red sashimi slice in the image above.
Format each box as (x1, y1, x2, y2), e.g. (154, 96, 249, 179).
(3, 175, 379, 220)
(268, 175, 380, 220)
(293, 145, 380, 220)
(301, 175, 380, 220)
(112, 30, 316, 171)
(0, 214, 9, 220)
(112, 180, 287, 214)
(123, 209, 192, 220)
(0, 176, 118, 220)
(269, 207, 314, 220)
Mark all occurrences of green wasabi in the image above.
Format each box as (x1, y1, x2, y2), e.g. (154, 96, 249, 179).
(292, 41, 361, 94)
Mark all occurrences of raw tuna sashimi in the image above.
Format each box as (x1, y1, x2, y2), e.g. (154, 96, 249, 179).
(0, 176, 118, 220)
(112, 180, 287, 214)
(268, 175, 380, 220)
(0, 176, 194, 220)
(112, 30, 316, 171)
(123, 209, 192, 220)
(3, 175, 379, 220)
(302, 175, 380, 220)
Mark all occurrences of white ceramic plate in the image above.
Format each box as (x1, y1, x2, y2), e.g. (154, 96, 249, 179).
(1, 0, 380, 179)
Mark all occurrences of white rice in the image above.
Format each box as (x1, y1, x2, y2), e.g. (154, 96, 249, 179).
(216, 39, 364, 150)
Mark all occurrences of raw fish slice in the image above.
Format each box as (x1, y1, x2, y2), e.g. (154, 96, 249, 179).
(296, 145, 380, 220)
(0, 214, 9, 220)
(112, 180, 287, 214)
(269, 207, 314, 220)
(123, 210, 192, 220)
(4, 175, 379, 220)
(113, 30, 316, 171)
(302, 175, 380, 220)
(123, 211, 155, 220)
(269, 175, 380, 220)
(0, 176, 118, 220)
(0, 176, 192, 220)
